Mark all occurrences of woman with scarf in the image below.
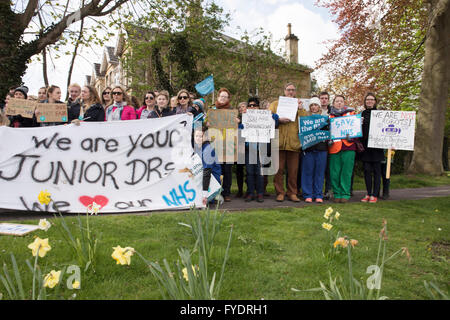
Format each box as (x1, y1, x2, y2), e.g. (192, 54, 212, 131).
(149, 90, 176, 118)
(328, 95, 357, 203)
(105, 86, 136, 121)
(360, 93, 384, 203)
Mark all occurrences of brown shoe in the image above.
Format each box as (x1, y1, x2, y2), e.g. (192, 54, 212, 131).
(224, 196, 232, 202)
(333, 198, 341, 203)
(276, 194, 285, 202)
(341, 198, 348, 203)
(288, 195, 301, 202)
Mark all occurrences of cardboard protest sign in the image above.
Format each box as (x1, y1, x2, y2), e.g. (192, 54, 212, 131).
(36, 103, 68, 123)
(368, 111, 416, 151)
(5, 98, 36, 118)
(277, 96, 298, 121)
(0, 223, 40, 236)
(207, 109, 238, 129)
(330, 114, 362, 140)
(0, 114, 204, 213)
(241, 109, 275, 143)
(208, 128, 238, 163)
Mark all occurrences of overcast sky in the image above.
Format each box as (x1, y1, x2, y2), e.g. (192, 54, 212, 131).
(22, 0, 339, 97)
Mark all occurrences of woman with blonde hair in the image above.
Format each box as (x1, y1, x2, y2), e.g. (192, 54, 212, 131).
(69, 85, 105, 123)
(105, 86, 136, 121)
(149, 90, 176, 118)
(175, 89, 193, 115)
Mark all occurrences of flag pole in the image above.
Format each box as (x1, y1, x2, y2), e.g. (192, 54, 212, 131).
(211, 74, 214, 106)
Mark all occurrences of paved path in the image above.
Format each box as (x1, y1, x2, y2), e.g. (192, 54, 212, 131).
(0, 185, 449, 222)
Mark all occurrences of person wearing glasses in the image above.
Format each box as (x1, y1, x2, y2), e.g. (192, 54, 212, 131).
(105, 86, 137, 121)
(137, 91, 156, 119)
(69, 85, 105, 123)
(359, 93, 384, 203)
(149, 90, 176, 118)
(175, 89, 193, 115)
(101, 87, 112, 110)
(269, 83, 307, 202)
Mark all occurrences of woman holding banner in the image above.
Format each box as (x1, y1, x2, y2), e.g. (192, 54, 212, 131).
(105, 86, 137, 121)
(69, 86, 105, 123)
(359, 93, 384, 203)
(149, 90, 176, 118)
(328, 95, 357, 203)
(137, 91, 156, 119)
(301, 97, 328, 203)
(175, 89, 193, 115)
(101, 87, 112, 110)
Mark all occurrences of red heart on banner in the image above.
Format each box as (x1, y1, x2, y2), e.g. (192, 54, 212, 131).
(79, 195, 109, 209)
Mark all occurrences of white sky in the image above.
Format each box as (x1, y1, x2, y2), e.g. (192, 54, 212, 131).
(22, 0, 339, 97)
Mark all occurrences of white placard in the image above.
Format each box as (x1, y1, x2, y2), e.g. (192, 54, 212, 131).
(330, 114, 363, 139)
(241, 109, 275, 143)
(368, 111, 416, 151)
(189, 153, 221, 201)
(276, 96, 298, 122)
(0, 114, 204, 213)
(0, 223, 40, 236)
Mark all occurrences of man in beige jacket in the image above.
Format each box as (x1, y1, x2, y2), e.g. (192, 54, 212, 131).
(269, 83, 308, 202)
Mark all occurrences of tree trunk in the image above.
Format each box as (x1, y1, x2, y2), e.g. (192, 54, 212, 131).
(66, 17, 85, 100)
(42, 47, 49, 87)
(408, 0, 450, 175)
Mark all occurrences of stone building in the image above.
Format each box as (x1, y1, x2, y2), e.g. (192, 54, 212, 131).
(86, 23, 312, 102)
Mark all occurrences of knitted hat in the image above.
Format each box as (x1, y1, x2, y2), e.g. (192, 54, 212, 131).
(193, 99, 204, 110)
(14, 86, 29, 99)
(309, 97, 321, 110)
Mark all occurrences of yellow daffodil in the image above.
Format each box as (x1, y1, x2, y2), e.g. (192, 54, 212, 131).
(72, 281, 80, 289)
(324, 207, 333, 219)
(350, 239, 358, 248)
(182, 265, 197, 281)
(322, 223, 333, 231)
(43, 270, 61, 288)
(38, 218, 51, 231)
(87, 202, 101, 215)
(333, 237, 349, 248)
(335, 212, 340, 220)
(38, 190, 51, 205)
(112, 246, 135, 265)
(28, 237, 51, 257)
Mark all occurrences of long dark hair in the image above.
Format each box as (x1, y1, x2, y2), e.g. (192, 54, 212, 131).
(363, 92, 377, 109)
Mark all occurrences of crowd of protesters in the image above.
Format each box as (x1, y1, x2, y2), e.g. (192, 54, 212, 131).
(0, 82, 392, 206)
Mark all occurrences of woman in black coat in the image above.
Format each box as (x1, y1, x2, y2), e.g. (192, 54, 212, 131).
(360, 93, 385, 203)
(69, 85, 105, 123)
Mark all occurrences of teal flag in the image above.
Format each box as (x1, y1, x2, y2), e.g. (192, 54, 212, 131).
(195, 75, 214, 96)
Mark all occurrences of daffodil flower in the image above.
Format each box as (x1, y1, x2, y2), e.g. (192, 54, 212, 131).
(43, 270, 61, 288)
(182, 265, 197, 281)
(38, 190, 51, 205)
(350, 239, 358, 248)
(87, 202, 101, 215)
(322, 223, 333, 231)
(38, 219, 51, 231)
(333, 237, 349, 248)
(324, 207, 333, 219)
(335, 212, 340, 220)
(28, 237, 51, 257)
(112, 246, 135, 265)
(72, 281, 80, 289)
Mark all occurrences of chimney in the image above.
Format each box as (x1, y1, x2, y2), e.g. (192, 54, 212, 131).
(285, 23, 299, 64)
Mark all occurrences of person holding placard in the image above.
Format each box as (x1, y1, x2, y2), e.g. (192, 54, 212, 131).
(69, 85, 105, 123)
(359, 93, 384, 203)
(301, 97, 328, 203)
(37, 87, 47, 102)
(9, 86, 36, 128)
(34, 85, 67, 127)
(328, 95, 357, 203)
(269, 83, 307, 202)
(105, 86, 137, 121)
(193, 125, 222, 206)
(149, 90, 176, 118)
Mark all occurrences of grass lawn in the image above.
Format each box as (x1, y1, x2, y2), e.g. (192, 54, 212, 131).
(0, 196, 449, 300)
(230, 172, 450, 195)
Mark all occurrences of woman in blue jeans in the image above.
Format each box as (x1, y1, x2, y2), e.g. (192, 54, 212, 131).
(301, 97, 328, 203)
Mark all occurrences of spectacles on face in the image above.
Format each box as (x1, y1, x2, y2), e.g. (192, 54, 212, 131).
(146, 96, 154, 100)
(366, 98, 376, 101)
(178, 96, 189, 100)
(103, 92, 111, 95)
(112, 92, 123, 96)
(248, 104, 258, 107)
(286, 88, 296, 92)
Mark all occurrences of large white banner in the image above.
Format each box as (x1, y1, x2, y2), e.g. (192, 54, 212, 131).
(0, 114, 205, 213)
(368, 111, 416, 151)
